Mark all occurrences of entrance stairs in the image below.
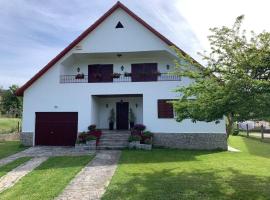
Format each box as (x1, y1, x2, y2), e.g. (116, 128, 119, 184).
(97, 130, 130, 150)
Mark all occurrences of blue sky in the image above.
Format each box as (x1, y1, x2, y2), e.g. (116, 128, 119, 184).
(0, 0, 270, 88)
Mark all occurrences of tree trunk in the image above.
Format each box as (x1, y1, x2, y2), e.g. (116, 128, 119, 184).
(226, 113, 234, 138)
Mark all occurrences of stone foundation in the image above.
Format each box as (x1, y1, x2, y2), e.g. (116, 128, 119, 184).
(20, 132, 33, 146)
(153, 133, 227, 150)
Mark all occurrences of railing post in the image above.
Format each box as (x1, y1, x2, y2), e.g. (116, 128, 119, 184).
(261, 124, 264, 139)
(246, 124, 249, 137)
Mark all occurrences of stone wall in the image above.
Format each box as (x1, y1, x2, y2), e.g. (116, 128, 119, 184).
(20, 132, 33, 146)
(153, 133, 227, 150)
(0, 133, 20, 141)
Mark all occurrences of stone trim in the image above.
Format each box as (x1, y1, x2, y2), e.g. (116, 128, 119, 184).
(153, 133, 227, 150)
(20, 132, 33, 146)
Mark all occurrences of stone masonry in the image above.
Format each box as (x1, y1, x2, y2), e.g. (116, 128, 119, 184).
(20, 132, 33, 146)
(153, 133, 227, 150)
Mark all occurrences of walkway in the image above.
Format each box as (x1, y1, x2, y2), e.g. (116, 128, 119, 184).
(56, 150, 121, 200)
(0, 157, 48, 193)
(0, 146, 94, 167)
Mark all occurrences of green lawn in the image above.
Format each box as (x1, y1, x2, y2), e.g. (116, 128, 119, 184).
(0, 156, 92, 200)
(102, 136, 270, 200)
(0, 141, 27, 159)
(0, 157, 31, 178)
(0, 118, 20, 134)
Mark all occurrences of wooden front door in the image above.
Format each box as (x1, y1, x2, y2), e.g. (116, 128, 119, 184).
(116, 102, 129, 130)
(35, 112, 78, 146)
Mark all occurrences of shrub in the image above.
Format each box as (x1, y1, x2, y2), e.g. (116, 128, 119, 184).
(133, 124, 146, 131)
(142, 131, 153, 138)
(78, 132, 88, 143)
(128, 135, 141, 142)
(88, 124, 96, 131)
(144, 138, 152, 145)
(232, 129, 239, 136)
(85, 135, 97, 141)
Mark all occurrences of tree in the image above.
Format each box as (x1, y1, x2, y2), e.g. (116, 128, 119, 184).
(173, 16, 270, 136)
(0, 85, 23, 117)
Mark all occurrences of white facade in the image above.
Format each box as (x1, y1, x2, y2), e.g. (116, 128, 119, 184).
(21, 5, 226, 144)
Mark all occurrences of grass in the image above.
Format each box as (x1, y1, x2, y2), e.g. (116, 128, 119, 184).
(0, 157, 31, 178)
(102, 136, 270, 200)
(0, 141, 27, 159)
(0, 156, 92, 200)
(0, 118, 20, 134)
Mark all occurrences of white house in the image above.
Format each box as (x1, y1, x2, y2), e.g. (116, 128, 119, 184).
(17, 1, 227, 150)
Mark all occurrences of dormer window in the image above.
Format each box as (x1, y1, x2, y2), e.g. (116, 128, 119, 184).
(115, 21, 124, 28)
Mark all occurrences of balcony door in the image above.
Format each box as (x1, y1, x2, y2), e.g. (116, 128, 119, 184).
(88, 64, 113, 83)
(131, 63, 158, 82)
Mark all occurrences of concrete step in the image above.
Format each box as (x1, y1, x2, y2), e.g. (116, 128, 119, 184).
(99, 141, 128, 145)
(100, 135, 130, 139)
(101, 130, 130, 134)
(97, 145, 128, 150)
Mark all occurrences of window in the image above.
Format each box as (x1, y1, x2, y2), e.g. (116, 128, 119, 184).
(115, 21, 124, 28)
(158, 99, 175, 118)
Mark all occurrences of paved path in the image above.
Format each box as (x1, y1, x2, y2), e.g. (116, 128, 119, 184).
(56, 150, 121, 200)
(0, 146, 94, 167)
(0, 157, 48, 193)
(228, 146, 241, 152)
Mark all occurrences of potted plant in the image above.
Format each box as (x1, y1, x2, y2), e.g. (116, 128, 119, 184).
(85, 135, 97, 150)
(141, 138, 152, 150)
(111, 73, 121, 78)
(129, 108, 136, 129)
(128, 135, 141, 149)
(88, 124, 102, 145)
(75, 73, 85, 79)
(124, 72, 132, 77)
(108, 109, 115, 130)
(75, 132, 88, 151)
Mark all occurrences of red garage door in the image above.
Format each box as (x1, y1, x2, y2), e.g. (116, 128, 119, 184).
(35, 112, 78, 146)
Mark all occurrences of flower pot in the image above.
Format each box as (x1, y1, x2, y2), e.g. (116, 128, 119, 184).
(75, 143, 86, 151)
(86, 140, 96, 150)
(109, 122, 114, 130)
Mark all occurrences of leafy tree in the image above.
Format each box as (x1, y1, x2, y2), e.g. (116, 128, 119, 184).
(0, 85, 23, 117)
(173, 16, 270, 136)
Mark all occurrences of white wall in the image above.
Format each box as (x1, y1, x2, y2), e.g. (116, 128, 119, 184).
(73, 8, 173, 54)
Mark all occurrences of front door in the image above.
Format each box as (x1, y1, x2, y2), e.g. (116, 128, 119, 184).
(116, 102, 129, 130)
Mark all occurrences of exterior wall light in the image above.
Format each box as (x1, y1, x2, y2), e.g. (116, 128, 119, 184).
(135, 103, 138, 108)
(77, 67, 80, 73)
(121, 65, 124, 71)
(166, 65, 170, 70)
(106, 104, 109, 108)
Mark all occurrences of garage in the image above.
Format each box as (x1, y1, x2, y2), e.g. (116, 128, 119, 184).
(35, 112, 78, 146)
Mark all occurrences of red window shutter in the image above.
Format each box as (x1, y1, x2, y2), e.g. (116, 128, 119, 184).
(158, 99, 174, 118)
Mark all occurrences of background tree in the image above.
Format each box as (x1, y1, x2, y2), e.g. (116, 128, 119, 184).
(0, 85, 23, 117)
(173, 16, 270, 136)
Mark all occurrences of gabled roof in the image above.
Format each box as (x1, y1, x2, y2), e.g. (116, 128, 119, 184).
(16, 1, 193, 96)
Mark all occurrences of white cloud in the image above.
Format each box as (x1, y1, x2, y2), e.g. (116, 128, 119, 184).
(175, 0, 270, 51)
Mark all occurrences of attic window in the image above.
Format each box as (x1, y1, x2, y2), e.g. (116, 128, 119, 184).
(115, 21, 124, 28)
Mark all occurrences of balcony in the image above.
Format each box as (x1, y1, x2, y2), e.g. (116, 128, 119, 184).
(59, 73, 181, 83)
